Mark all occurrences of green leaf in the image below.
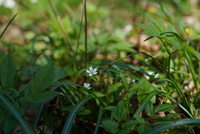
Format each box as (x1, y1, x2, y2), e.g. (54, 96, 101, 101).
(93, 91, 105, 97)
(154, 104, 174, 113)
(134, 91, 157, 117)
(3, 113, 16, 134)
(121, 120, 137, 133)
(94, 107, 103, 134)
(136, 23, 160, 37)
(102, 119, 119, 134)
(0, 94, 33, 134)
(141, 119, 200, 134)
(26, 91, 59, 103)
(61, 98, 92, 134)
(112, 100, 128, 121)
(0, 54, 16, 89)
(106, 82, 122, 95)
(137, 124, 151, 134)
(165, 113, 182, 119)
(150, 18, 166, 32)
(137, 79, 155, 103)
(30, 62, 55, 92)
(0, 13, 18, 39)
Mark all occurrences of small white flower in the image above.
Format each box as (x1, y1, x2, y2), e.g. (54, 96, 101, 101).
(84, 83, 91, 89)
(132, 79, 136, 83)
(86, 67, 98, 76)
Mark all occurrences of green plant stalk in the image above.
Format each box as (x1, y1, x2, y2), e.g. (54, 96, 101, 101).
(83, 0, 88, 67)
(161, 91, 193, 118)
(0, 13, 18, 39)
(183, 51, 198, 91)
(161, 40, 171, 74)
(159, 78, 190, 113)
(0, 94, 33, 134)
(61, 97, 92, 134)
(141, 119, 200, 134)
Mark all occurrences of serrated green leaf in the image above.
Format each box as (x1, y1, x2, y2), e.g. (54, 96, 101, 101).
(121, 120, 137, 133)
(154, 104, 174, 113)
(112, 100, 128, 121)
(150, 18, 166, 32)
(136, 23, 160, 37)
(137, 124, 151, 134)
(26, 91, 59, 103)
(0, 54, 16, 89)
(102, 119, 119, 133)
(137, 79, 155, 103)
(165, 113, 182, 119)
(30, 62, 55, 92)
(106, 82, 122, 95)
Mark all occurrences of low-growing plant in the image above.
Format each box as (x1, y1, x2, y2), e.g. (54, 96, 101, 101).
(1, 1, 200, 134)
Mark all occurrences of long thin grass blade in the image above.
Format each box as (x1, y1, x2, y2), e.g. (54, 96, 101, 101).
(94, 107, 103, 134)
(133, 91, 156, 117)
(142, 119, 200, 134)
(0, 13, 18, 39)
(0, 94, 33, 134)
(61, 97, 92, 134)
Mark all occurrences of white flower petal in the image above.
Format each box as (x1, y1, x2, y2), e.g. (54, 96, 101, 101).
(89, 67, 93, 71)
(93, 68, 97, 72)
(86, 70, 90, 73)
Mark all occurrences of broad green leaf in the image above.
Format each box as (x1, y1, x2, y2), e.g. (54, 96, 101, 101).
(106, 82, 122, 95)
(26, 91, 59, 103)
(3, 113, 16, 134)
(136, 23, 160, 37)
(61, 98, 92, 134)
(137, 79, 155, 103)
(165, 113, 182, 119)
(30, 62, 55, 92)
(102, 119, 119, 134)
(137, 124, 151, 134)
(112, 100, 128, 121)
(0, 54, 16, 89)
(134, 91, 157, 117)
(154, 104, 174, 113)
(108, 42, 135, 53)
(145, 102, 154, 116)
(150, 18, 166, 32)
(102, 106, 115, 111)
(121, 120, 137, 133)
(93, 91, 105, 97)
(134, 116, 145, 124)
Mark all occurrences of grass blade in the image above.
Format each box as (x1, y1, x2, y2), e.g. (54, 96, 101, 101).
(61, 97, 92, 134)
(0, 94, 33, 134)
(94, 107, 103, 134)
(0, 13, 18, 39)
(134, 91, 156, 117)
(141, 119, 200, 134)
